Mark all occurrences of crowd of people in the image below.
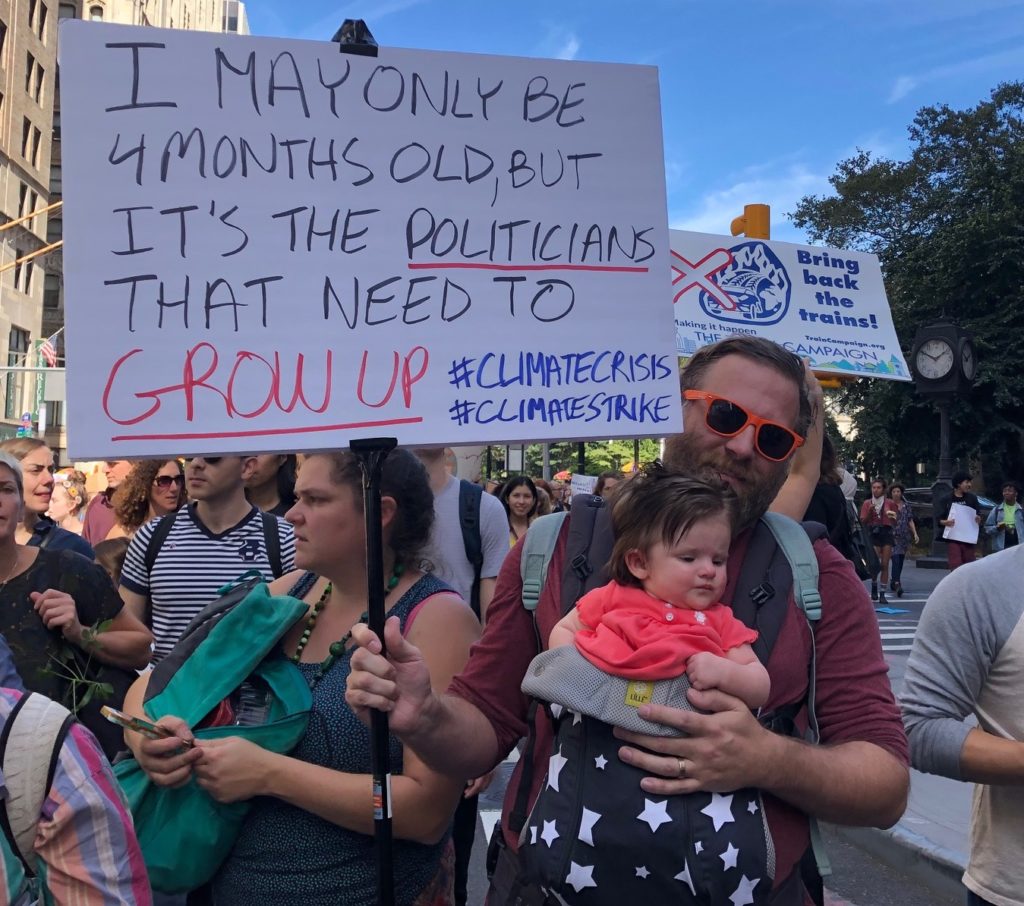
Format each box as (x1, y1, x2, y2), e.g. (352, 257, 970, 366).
(0, 335, 1018, 905)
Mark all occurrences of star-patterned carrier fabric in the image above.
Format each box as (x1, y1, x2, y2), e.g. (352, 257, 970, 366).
(518, 706, 774, 905)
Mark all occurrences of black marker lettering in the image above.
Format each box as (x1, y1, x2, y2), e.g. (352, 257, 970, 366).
(104, 42, 177, 112)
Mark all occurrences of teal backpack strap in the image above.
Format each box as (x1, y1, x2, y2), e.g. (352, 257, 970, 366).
(520, 512, 568, 613)
(760, 512, 831, 881)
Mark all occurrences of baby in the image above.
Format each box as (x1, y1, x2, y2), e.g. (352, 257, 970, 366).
(549, 466, 770, 710)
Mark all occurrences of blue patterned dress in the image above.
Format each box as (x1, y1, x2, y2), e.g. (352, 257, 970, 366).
(211, 573, 453, 906)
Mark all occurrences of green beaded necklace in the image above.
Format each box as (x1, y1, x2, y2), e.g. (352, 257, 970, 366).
(290, 564, 406, 685)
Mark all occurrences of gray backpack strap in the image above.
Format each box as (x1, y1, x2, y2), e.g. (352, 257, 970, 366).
(0, 693, 74, 876)
(760, 512, 831, 881)
(761, 513, 821, 624)
(520, 512, 568, 613)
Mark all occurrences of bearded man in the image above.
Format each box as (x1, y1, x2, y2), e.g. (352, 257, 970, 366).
(347, 336, 909, 905)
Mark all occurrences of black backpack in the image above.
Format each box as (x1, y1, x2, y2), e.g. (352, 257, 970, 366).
(144, 506, 284, 578)
(458, 480, 484, 618)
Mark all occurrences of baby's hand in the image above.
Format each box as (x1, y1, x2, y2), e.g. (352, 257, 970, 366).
(686, 652, 726, 691)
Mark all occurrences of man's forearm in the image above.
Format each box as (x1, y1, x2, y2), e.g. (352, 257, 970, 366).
(761, 733, 908, 828)
(959, 728, 1024, 785)
(404, 692, 503, 779)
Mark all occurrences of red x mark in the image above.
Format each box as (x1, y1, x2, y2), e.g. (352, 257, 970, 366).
(671, 248, 735, 309)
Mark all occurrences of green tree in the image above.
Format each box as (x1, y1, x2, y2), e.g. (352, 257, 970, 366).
(792, 83, 1024, 493)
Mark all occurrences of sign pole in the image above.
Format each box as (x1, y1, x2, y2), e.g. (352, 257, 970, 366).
(351, 436, 397, 906)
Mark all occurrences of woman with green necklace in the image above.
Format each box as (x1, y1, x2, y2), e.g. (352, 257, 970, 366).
(123, 449, 480, 905)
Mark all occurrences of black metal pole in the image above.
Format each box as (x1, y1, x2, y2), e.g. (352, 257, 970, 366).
(577, 441, 585, 475)
(350, 436, 397, 906)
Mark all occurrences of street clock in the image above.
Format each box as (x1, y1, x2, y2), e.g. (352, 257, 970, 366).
(910, 322, 977, 396)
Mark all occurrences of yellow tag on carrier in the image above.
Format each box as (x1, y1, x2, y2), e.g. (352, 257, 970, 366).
(625, 681, 654, 708)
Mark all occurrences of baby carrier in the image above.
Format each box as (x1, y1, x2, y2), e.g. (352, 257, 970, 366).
(512, 499, 826, 905)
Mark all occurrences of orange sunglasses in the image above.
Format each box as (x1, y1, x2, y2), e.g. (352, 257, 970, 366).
(683, 390, 805, 462)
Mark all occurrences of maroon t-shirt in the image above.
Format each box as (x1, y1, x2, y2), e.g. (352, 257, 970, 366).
(448, 522, 909, 895)
(82, 490, 117, 545)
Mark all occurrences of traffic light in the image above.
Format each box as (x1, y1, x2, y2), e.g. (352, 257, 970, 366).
(730, 204, 771, 240)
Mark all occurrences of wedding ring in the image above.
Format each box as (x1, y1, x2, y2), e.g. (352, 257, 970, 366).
(677, 757, 687, 778)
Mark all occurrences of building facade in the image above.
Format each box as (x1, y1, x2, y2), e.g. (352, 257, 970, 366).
(0, 0, 247, 456)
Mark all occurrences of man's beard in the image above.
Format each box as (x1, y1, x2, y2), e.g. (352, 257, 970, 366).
(662, 433, 789, 532)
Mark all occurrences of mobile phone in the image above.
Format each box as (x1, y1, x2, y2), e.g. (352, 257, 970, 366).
(100, 705, 186, 744)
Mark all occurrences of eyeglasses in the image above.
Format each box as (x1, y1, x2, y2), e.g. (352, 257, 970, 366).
(153, 475, 185, 489)
(683, 390, 804, 462)
(187, 456, 223, 465)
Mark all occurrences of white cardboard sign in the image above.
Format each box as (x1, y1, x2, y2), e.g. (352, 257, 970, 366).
(942, 502, 980, 545)
(670, 230, 910, 380)
(58, 22, 680, 458)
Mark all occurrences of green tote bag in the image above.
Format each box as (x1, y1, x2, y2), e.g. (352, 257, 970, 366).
(114, 580, 311, 893)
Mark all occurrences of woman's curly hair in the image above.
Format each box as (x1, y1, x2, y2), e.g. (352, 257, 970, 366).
(310, 449, 434, 571)
(112, 459, 184, 533)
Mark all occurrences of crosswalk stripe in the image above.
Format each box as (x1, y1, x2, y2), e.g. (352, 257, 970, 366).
(480, 808, 502, 842)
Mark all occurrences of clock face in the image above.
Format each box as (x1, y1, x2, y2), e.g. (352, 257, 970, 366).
(960, 341, 977, 381)
(915, 338, 955, 380)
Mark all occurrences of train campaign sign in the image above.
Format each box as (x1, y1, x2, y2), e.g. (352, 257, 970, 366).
(670, 230, 910, 381)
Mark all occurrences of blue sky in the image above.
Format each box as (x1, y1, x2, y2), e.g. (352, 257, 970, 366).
(246, 0, 1024, 244)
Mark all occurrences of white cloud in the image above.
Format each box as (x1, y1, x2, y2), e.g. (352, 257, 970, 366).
(289, 0, 428, 42)
(887, 46, 1024, 104)
(887, 76, 919, 104)
(555, 34, 581, 61)
(669, 163, 829, 244)
(535, 24, 582, 61)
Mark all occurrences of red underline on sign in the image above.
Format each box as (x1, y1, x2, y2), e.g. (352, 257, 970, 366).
(111, 416, 423, 442)
(407, 262, 649, 273)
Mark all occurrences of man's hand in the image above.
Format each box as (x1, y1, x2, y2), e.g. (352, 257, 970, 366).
(614, 689, 780, 795)
(31, 590, 84, 644)
(346, 615, 436, 737)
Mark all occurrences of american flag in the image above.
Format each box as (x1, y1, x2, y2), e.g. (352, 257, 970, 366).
(38, 334, 58, 367)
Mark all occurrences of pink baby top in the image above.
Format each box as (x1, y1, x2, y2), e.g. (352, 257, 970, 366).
(574, 580, 758, 680)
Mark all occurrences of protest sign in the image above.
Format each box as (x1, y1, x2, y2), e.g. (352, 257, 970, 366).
(670, 230, 910, 380)
(942, 502, 980, 545)
(58, 22, 679, 458)
(571, 474, 597, 496)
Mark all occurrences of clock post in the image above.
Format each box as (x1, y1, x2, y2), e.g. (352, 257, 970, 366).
(909, 321, 977, 567)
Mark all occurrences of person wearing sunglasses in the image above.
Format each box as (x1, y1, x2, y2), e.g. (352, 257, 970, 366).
(347, 335, 909, 906)
(105, 459, 186, 541)
(118, 455, 296, 665)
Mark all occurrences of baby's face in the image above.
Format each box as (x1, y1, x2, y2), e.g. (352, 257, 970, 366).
(635, 515, 731, 610)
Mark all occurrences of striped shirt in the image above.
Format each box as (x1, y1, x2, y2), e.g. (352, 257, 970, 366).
(0, 690, 151, 905)
(120, 504, 295, 662)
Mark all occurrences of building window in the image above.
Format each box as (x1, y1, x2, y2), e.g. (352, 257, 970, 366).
(58, 3, 75, 20)
(30, 125, 42, 168)
(5, 327, 30, 420)
(49, 163, 61, 193)
(13, 248, 25, 291)
(46, 212, 61, 244)
(25, 53, 44, 104)
(21, 117, 31, 159)
(43, 273, 59, 310)
(37, 3, 48, 39)
(89, 4, 103, 20)
(0, 20, 7, 63)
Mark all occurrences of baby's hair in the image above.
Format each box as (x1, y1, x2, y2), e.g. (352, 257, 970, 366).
(94, 537, 130, 586)
(608, 464, 736, 587)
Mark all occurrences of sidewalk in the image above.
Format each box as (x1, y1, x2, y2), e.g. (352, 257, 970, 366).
(831, 767, 970, 899)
